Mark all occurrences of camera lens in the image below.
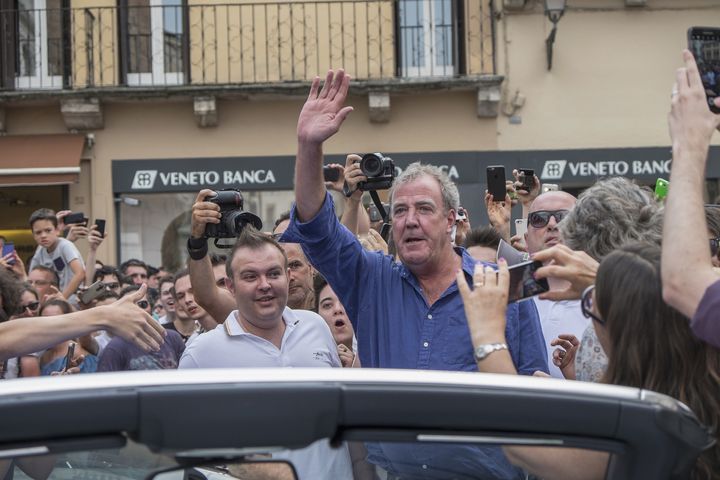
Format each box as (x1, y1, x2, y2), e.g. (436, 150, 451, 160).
(360, 154, 384, 177)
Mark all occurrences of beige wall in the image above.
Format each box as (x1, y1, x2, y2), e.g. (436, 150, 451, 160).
(495, 0, 720, 150)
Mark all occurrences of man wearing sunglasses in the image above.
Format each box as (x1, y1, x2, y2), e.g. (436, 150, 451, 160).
(525, 191, 591, 379)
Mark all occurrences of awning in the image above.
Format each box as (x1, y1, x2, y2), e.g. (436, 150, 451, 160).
(0, 134, 85, 186)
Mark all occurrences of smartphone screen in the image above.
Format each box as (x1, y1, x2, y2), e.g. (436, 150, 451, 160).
(486, 166, 507, 202)
(514, 219, 527, 237)
(323, 166, 341, 183)
(507, 260, 549, 303)
(688, 27, 720, 114)
(1, 242, 15, 265)
(95, 219, 106, 237)
(64, 342, 76, 372)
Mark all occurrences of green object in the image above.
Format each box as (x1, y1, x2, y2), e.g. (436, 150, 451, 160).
(655, 178, 669, 200)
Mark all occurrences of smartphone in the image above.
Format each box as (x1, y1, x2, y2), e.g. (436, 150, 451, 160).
(517, 169, 535, 191)
(507, 260, 549, 303)
(655, 178, 669, 200)
(94, 219, 106, 237)
(1, 241, 15, 265)
(323, 166, 341, 183)
(64, 212, 87, 225)
(79, 280, 106, 305)
(63, 342, 76, 372)
(368, 205, 382, 223)
(688, 27, 720, 114)
(486, 166, 507, 202)
(514, 218, 527, 237)
(456, 207, 467, 223)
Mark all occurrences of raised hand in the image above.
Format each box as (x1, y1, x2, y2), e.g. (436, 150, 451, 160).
(551, 334, 580, 380)
(191, 189, 221, 239)
(297, 70, 354, 145)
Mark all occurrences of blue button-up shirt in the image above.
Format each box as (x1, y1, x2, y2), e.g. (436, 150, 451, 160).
(283, 193, 548, 479)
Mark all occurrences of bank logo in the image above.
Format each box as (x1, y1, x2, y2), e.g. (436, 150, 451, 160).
(131, 170, 158, 189)
(541, 160, 567, 180)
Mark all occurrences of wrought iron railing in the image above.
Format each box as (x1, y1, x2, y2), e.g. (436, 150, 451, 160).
(0, 0, 494, 91)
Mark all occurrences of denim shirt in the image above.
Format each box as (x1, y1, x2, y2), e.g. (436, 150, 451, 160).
(282, 193, 548, 478)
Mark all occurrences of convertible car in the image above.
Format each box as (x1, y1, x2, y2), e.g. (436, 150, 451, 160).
(0, 369, 713, 479)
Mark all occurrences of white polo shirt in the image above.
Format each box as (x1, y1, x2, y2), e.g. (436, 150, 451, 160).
(533, 297, 590, 379)
(178, 307, 341, 369)
(178, 307, 351, 480)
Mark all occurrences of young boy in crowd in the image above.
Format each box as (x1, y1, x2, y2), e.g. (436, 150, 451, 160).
(28, 209, 86, 300)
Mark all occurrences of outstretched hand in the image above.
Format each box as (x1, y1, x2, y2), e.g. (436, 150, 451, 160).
(532, 244, 598, 301)
(297, 70, 353, 145)
(102, 284, 166, 352)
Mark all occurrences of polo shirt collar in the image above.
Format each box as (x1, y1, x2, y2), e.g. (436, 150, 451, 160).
(224, 307, 299, 337)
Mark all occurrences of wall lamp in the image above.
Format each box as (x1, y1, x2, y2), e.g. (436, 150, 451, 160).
(545, 0, 566, 70)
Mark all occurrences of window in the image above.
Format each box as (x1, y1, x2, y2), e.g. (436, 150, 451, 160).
(398, 0, 455, 77)
(15, 0, 63, 89)
(124, 0, 185, 86)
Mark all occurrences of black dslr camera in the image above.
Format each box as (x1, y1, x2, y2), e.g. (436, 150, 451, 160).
(357, 153, 395, 191)
(203, 189, 263, 247)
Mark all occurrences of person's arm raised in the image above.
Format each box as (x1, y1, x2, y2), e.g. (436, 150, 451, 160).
(295, 70, 353, 222)
(662, 49, 720, 318)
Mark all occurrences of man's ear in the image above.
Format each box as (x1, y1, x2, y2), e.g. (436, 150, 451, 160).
(446, 208, 456, 233)
(225, 277, 235, 295)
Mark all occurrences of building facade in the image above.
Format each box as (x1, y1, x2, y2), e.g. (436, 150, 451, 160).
(0, 0, 718, 268)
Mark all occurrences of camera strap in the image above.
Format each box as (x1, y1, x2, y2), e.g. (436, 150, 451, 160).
(369, 190, 391, 242)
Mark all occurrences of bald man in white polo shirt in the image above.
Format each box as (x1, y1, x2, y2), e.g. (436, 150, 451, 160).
(179, 227, 351, 480)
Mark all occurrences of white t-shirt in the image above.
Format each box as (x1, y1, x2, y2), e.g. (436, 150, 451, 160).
(29, 238, 84, 293)
(533, 297, 590, 379)
(179, 307, 352, 480)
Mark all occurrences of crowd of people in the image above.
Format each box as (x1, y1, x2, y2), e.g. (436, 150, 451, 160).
(0, 50, 719, 479)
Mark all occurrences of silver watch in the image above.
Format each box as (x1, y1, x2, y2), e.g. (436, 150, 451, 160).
(473, 343, 509, 362)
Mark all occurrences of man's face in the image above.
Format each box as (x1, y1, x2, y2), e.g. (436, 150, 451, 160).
(28, 269, 55, 299)
(31, 219, 59, 250)
(213, 264, 229, 290)
(281, 243, 314, 310)
(159, 280, 176, 313)
(101, 274, 121, 293)
(147, 273, 160, 289)
(524, 193, 576, 254)
(226, 244, 289, 329)
(391, 175, 455, 270)
(467, 246, 497, 264)
(125, 266, 148, 286)
(174, 275, 210, 323)
(317, 284, 354, 346)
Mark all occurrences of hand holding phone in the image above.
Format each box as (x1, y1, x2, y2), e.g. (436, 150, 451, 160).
(486, 166, 507, 202)
(64, 212, 87, 225)
(94, 219, 106, 237)
(79, 280, 106, 305)
(688, 27, 720, 114)
(1, 242, 16, 266)
(507, 260, 549, 303)
(63, 342, 76, 372)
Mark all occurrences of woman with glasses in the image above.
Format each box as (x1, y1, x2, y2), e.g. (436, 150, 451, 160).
(457, 242, 720, 479)
(1, 285, 42, 379)
(38, 299, 99, 376)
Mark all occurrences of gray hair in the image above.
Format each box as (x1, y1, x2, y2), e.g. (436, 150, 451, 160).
(389, 162, 460, 213)
(561, 177, 663, 261)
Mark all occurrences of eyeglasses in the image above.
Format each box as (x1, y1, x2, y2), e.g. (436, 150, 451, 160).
(528, 210, 570, 229)
(710, 237, 720, 257)
(22, 301, 40, 312)
(136, 300, 150, 310)
(581, 285, 604, 325)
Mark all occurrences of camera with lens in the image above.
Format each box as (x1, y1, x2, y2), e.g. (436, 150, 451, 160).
(356, 153, 395, 191)
(203, 189, 263, 247)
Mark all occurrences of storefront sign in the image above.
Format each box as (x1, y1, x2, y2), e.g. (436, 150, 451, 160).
(113, 146, 720, 193)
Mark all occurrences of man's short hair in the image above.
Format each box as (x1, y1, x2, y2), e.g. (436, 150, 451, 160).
(39, 298, 72, 315)
(463, 226, 502, 251)
(225, 227, 288, 278)
(158, 274, 175, 289)
(30, 265, 60, 286)
(119, 259, 148, 275)
(705, 206, 720, 238)
(209, 253, 227, 267)
(561, 177, 663, 261)
(29, 208, 58, 228)
(147, 265, 159, 277)
(274, 211, 291, 231)
(389, 162, 460, 214)
(312, 274, 331, 314)
(93, 265, 120, 284)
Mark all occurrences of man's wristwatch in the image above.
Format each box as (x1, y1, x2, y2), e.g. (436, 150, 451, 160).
(187, 236, 208, 261)
(473, 343, 509, 362)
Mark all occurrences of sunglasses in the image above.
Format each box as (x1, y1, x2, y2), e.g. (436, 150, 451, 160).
(22, 301, 40, 312)
(528, 210, 570, 229)
(136, 300, 150, 310)
(710, 237, 720, 257)
(581, 285, 604, 325)
(104, 282, 120, 290)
